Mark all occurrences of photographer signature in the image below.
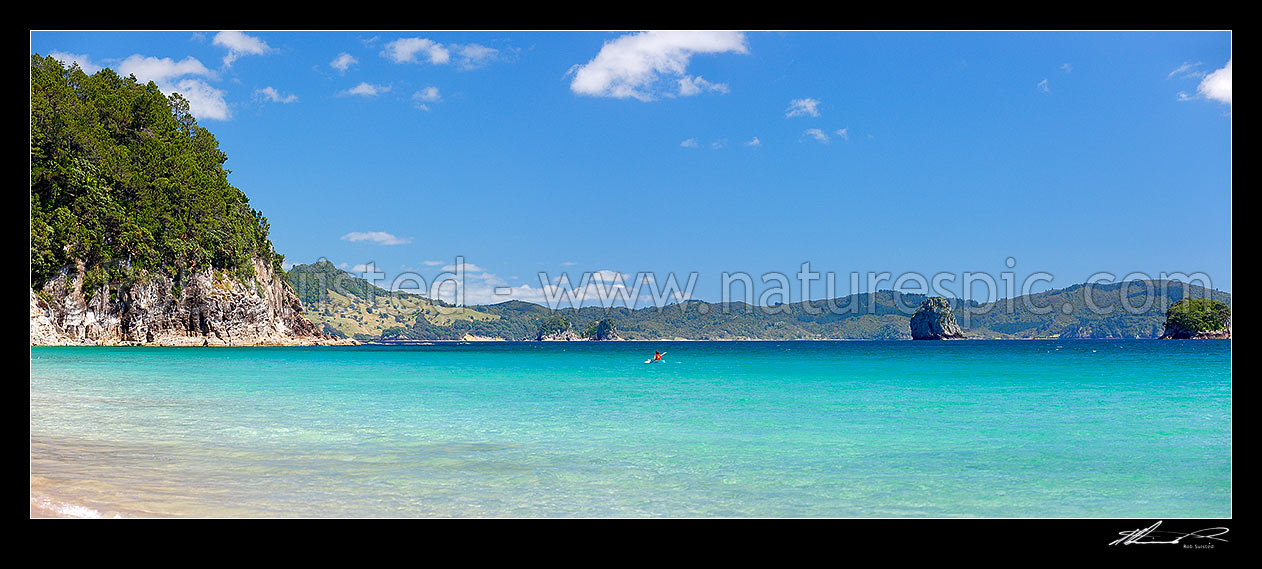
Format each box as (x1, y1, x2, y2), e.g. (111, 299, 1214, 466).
(1109, 521, 1229, 546)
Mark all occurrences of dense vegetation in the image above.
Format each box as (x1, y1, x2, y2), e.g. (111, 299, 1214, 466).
(536, 315, 572, 338)
(30, 54, 284, 296)
(583, 319, 618, 340)
(288, 263, 1232, 341)
(1165, 298, 1231, 333)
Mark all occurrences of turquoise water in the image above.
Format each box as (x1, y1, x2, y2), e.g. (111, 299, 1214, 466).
(30, 341, 1231, 517)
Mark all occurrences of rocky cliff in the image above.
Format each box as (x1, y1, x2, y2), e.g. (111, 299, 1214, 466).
(909, 297, 967, 340)
(30, 258, 339, 346)
(1159, 298, 1231, 340)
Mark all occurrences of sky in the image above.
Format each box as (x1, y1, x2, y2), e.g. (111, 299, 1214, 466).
(30, 31, 1232, 307)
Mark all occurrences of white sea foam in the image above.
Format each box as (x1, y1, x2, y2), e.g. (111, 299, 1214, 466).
(31, 495, 119, 518)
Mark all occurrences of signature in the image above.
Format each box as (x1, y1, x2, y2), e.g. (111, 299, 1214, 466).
(1109, 521, 1229, 546)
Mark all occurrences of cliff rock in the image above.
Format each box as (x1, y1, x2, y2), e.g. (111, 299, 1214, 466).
(30, 258, 339, 346)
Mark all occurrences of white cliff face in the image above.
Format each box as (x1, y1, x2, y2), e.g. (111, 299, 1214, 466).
(30, 258, 335, 346)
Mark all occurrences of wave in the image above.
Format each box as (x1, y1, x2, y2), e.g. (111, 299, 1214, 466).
(30, 494, 119, 519)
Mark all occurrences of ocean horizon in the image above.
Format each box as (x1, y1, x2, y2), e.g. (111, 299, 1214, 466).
(30, 340, 1231, 518)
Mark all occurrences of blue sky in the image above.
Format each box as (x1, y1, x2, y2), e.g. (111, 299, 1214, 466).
(31, 31, 1232, 305)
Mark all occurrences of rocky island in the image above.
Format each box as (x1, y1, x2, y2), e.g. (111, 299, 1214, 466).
(1160, 298, 1231, 339)
(909, 297, 967, 340)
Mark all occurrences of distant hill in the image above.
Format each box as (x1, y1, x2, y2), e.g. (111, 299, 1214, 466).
(286, 263, 1229, 341)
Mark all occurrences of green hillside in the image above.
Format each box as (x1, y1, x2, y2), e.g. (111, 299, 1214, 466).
(30, 54, 284, 295)
(287, 263, 1230, 341)
(286, 261, 497, 340)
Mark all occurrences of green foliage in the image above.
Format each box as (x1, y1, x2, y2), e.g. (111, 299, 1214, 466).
(1165, 298, 1230, 333)
(537, 315, 572, 337)
(30, 54, 282, 291)
(582, 318, 618, 340)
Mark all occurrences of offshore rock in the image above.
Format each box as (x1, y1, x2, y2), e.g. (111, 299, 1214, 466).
(909, 297, 967, 340)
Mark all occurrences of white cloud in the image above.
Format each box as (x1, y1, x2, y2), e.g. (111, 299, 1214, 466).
(1168, 61, 1205, 80)
(331, 52, 358, 73)
(382, 37, 450, 64)
(835, 128, 849, 141)
(172, 79, 230, 121)
(344, 82, 391, 97)
(677, 75, 729, 97)
(560, 261, 578, 266)
(255, 86, 297, 103)
(115, 55, 228, 120)
(1037, 78, 1049, 93)
(1197, 59, 1231, 105)
(680, 138, 699, 148)
(117, 54, 214, 83)
(803, 128, 829, 143)
(412, 86, 441, 110)
(422, 260, 445, 266)
(48, 51, 101, 73)
(569, 30, 748, 101)
(457, 44, 499, 69)
(340, 231, 411, 245)
(745, 137, 761, 147)
(1060, 63, 1073, 73)
(785, 98, 821, 118)
(213, 31, 270, 68)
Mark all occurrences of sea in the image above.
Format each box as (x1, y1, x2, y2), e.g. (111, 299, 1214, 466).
(30, 340, 1231, 518)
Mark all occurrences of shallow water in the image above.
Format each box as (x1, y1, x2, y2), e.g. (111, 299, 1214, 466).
(30, 340, 1231, 517)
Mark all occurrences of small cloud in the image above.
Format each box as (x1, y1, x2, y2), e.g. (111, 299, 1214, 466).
(255, 86, 297, 103)
(340, 231, 411, 245)
(440, 261, 490, 273)
(835, 128, 849, 141)
(1037, 78, 1049, 93)
(560, 261, 578, 266)
(330, 52, 358, 73)
(343, 82, 391, 97)
(710, 139, 726, 149)
(1197, 59, 1231, 105)
(803, 128, 829, 143)
(1060, 63, 1073, 73)
(745, 137, 761, 147)
(1176, 91, 1193, 102)
(786, 98, 821, 118)
(412, 86, 441, 110)
(48, 51, 101, 73)
(680, 138, 699, 148)
(213, 30, 270, 68)
(456, 43, 500, 69)
(1168, 61, 1205, 80)
(677, 75, 729, 97)
(382, 37, 450, 64)
(422, 260, 445, 266)
(569, 30, 748, 101)
(190, 32, 207, 43)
